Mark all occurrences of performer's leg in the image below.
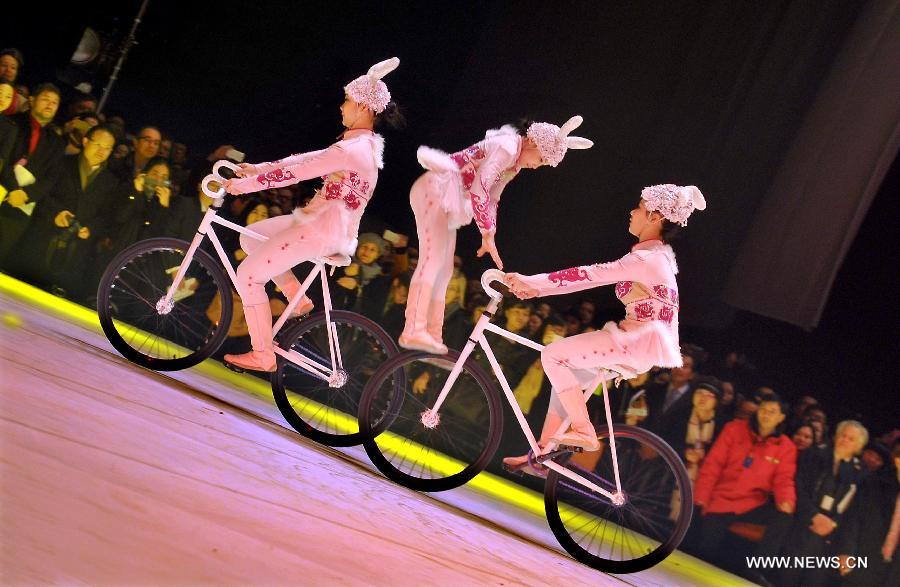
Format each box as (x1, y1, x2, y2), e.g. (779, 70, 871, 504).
(502, 392, 565, 469)
(239, 215, 312, 316)
(226, 223, 324, 371)
(424, 223, 456, 352)
(401, 175, 451, 353)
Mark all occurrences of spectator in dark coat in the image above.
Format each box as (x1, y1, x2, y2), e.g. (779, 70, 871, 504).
(836, 441, 899, 586)
(112, 156, 178, 250)
(21, 126, 122, 301)
(779, 420, 869, 587)
(0, 81, 17, 174)
(0, 83, 65, 266)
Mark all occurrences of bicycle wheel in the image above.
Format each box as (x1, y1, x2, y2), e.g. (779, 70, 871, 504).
(271, 310, 398, 447)
(359, 350, 503, 492)
(544, 424, 692, 573)
(98, 237, 232, 371)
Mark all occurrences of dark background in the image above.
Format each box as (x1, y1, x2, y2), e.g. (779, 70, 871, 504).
(4, 0, 897, 433)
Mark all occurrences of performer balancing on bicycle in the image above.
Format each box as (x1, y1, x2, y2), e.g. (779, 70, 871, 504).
(399, 116, 594, 355)
(221, 58, 404, 372)
(502, 184, 706, 465)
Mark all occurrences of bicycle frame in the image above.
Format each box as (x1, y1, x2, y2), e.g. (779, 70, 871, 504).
(157, 163, 346, 385)
(425, 270, 625, 504)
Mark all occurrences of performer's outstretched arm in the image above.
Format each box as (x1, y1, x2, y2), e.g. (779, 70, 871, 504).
(226, 144, 347, 195)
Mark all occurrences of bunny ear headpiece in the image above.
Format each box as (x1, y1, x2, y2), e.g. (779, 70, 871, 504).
(526, 115, 593, 167)
(640, 184, 706, 226)
(344, 57, 400, 114)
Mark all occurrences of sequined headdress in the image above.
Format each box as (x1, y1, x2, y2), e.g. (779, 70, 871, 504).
(526, 115, 593, 167)
(640, 184, 706, 226)
(344, 57, 400, 114)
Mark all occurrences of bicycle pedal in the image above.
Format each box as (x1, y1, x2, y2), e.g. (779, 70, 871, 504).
(224, 362, 245, 374)
(534, 448, 573, 464)
(554, 444, 584, 454)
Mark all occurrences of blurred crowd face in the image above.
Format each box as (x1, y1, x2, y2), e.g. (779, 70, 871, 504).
(172, 142, 188, 164)
(135, 128, 162, 160)
(356, 241, 380, 265)
(81, 129, 115, 167)
(245, 203, 269, 226)
(804, 407, 827, 425)
(145, 162, 170, 185)
(578, 301, 595, 324)
(793, 395, 818, 418)
(526, 313, 544, 336)
(158, 138, 172, 159)
(692, 387, 718, 414)
(30, 90, 60, 125)
(504, 306, 530, 332)
(834, 423, 866, 459)
(734, 398, 758, 420)
(755, 400, 786, 435)
(564, 314, 581, 336)
(720, 381, 735, 405)
(861, 447, 885, 472)
(670, 354, 695, 387)
(0, 54, 19, 82)
(0, 83, 13, 111)
(536, 302, 551, 319)
(542, 323, 566, 345)
(391, 279, 409, 305)
(792, 425, 815, 451)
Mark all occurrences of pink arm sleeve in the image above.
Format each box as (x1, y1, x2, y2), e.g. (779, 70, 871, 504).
(470, 142, 518, 235)
(516, 250, 663, 297)
(228, 144, 347, 194)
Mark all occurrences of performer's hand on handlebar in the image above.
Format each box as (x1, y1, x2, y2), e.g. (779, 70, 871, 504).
(234, 163, 257, 178)
(504, 272, 539, 299)
(476, 233, 503, 270)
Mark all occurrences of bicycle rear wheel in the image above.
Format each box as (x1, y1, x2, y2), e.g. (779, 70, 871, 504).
(359, 350, 502, 492)
(271, 311, 398, 447)
(97, 237, 232, 371)
(544, 425, 692, 573)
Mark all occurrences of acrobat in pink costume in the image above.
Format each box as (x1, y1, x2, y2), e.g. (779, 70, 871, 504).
(220, 58, 399, 372)
(400, 116, 593, 354)
(504, 184, 706, 456)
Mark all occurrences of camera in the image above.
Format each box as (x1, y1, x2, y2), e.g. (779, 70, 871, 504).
(144, 177, 171, 199)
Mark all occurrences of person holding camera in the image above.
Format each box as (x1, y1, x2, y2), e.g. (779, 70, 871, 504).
(112, 156, 175, 250)
(20, 125, 122, 300)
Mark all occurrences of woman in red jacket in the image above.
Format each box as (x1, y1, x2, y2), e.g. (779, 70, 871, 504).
(690, 393, 797, 571)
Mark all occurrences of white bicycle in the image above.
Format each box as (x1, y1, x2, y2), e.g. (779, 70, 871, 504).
(97, 161, 398, 446)
(358, 269, 692, 572)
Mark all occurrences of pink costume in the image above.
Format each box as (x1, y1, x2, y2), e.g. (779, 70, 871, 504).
(401, 116, 593, 353)
(504, 183, 706, 457)
(221, 58, 398, 371)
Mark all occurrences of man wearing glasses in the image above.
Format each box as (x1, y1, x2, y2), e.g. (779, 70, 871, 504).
(22, 125, 124, 302)
(110, 125, 161, 180)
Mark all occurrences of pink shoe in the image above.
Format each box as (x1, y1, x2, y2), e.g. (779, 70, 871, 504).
(288, 296, 314, 319)
(398, 332, 447, 354)
(502, 453, 548, 478)
(550, 428, 601, 452)
(224, 350, 277, 372)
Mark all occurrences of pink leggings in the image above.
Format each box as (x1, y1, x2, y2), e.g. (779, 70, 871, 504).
(407, 174, 457, 313)
(235, 215, 331, 305)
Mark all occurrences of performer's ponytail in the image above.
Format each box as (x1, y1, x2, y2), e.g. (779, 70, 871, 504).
(375, 101, 406, 130)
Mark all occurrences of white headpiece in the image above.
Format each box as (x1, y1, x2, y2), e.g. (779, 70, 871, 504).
(640, 184, 706, 226)
(344, 57, 400, 114)
(526, 115, 593, 167)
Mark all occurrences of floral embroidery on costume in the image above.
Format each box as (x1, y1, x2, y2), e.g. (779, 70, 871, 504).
(634, 301, 654, 320)
(548, 267, 591, 287)
(616, 281, 633, 299)
(256, 168, 298, 189)
(321, 171, 370, 211)
(659, 306, 674, 324)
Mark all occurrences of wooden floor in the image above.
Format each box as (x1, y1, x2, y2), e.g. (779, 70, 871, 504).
(0, 282, 753, 586)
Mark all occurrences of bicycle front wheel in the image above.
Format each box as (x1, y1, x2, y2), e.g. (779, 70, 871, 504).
(271, 311, 398, 447)
(544, 424, 692, 573)
(359, 350, 502, 492)
(97, 238, 232, 371)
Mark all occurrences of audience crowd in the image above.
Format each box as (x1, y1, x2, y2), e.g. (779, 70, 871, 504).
(1, 47, 896, 586)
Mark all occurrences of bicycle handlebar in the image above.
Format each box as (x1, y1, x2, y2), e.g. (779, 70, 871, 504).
(201, 174, 225, 199)
(481, 269, 506, 300)
(212, 159, 242, 178)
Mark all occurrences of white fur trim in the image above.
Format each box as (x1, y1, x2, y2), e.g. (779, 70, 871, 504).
(484, 124, 519, 140)
(416, 145, 456, 172)
(372, 133, 385, 169)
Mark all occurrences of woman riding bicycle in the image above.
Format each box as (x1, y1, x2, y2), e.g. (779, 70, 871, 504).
(221, 58, 403, 372)
(503, 184, 706, 466)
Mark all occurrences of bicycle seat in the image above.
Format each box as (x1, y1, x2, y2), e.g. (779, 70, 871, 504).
(316, 253, 352, 267)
